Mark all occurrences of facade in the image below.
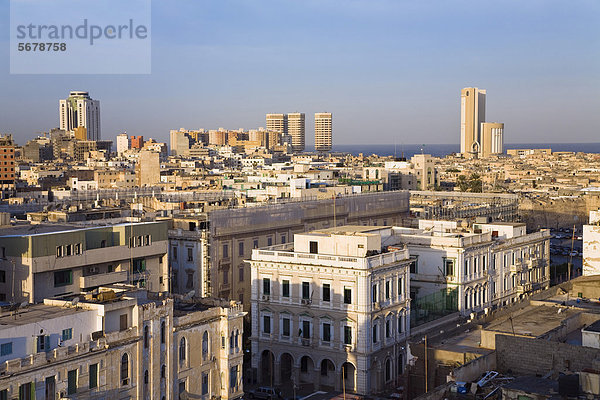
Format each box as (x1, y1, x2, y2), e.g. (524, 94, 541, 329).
(287, 112, 305, 152)
(136, 150, 161, 187)
(116, 133, 130, 154)
(131, 136, 144, 150)
(250, 226, 412, 395)
(0, 135, 15, 195)
(460, 87, 486, 157)
(583, 209, 600, 276)
(0, 221, 169, 303)
(167, 191, 410, 308)
(481, 122, 504, 157)
(314, 112, 332, 152)
(266, 114, 288, 136)
(395, 221, 550, 317)
(59, 91, 101, 141)
(170, 129, 191, 156)
(363, 154, 438, 191)
(0, 290, 245, 400)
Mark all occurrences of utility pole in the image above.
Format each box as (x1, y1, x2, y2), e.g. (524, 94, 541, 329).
(424, 335, 428, 393)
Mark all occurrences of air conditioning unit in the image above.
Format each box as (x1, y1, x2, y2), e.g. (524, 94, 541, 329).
(261, 295, 270, 301)
(89, 267, 99, 274)
(301, 299, 311, 305)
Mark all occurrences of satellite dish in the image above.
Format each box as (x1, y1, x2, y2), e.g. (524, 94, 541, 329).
(71, 297, 80, 307)
(183, 290, 195, 300)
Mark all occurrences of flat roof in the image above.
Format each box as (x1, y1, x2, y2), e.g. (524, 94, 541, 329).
(485, 306, 579, 337)
(308, 225, 390, 236)
(0, 304, 89, 330)
(0, 220, 163, 238)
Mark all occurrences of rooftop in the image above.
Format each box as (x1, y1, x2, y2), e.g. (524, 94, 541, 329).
(485, 305, 579, 337)
(0, 303, 88, 330)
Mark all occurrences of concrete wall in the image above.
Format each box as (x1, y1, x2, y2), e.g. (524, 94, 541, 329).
(496, 334, 600, 375)
(450, 350, 497, 383)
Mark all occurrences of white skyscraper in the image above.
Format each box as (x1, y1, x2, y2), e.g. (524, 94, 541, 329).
(59, 91, 101, 141)
(287, 112, 305, 152)
(460, 87, 486, 157)
(314, 112, 332, 152)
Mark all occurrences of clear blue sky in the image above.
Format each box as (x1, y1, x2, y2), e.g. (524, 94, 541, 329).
(1, 0, 599, 146)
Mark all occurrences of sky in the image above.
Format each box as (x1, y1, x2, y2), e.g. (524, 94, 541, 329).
(0, 0, 599, 146)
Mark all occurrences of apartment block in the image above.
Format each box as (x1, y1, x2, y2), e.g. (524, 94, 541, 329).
(314, 112, 332, 152)
(59, 91, 101, 141)
(0, 221, 169, 303)
(0, 288, 245, 400)
(250, 226, 412, 395)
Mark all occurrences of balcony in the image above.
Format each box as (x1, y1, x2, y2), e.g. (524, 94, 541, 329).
(509, 264, 522, 274)
(80, 270, 128, 289)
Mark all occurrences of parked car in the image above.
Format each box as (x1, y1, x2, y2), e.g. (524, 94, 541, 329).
(247, 387, 282, 400)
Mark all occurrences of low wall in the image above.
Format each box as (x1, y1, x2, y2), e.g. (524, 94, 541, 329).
(450, 351, 497, 383)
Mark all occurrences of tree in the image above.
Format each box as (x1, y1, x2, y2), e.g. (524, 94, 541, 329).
(456, 175, 469, 192)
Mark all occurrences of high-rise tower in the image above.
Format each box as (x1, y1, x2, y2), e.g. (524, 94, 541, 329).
(460, 87, 486, 157)
(314, 112, 332, 152)
(59, 91, 101, 141)
(287, 112, 305, 152)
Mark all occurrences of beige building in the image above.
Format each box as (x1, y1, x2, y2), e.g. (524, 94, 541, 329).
(250, 226, 412, 395)
(480, 122, 504, 157)
(136, 150, 161, 187)
(0, 221, 169, 303)
(287, 113, 305, 152)
(460, 87, 486, 157)
(315, 112, 332, 152)
(266, 114, 288, 136)
(0, 289, 245, 400)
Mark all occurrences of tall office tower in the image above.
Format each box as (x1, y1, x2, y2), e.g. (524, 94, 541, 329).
(314, 112, 333, 152)
(287, 112, 305, 152)
(59, 91, 101, 141)
(266, 113, 288, 135)
(460, 87, 486, 157)
(480, 122, 504, 157)
(116, 133, 130, 154)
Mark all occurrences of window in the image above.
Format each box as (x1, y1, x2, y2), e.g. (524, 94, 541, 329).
(398, 314, 404, 333)
(202, 372, 209, 395)
(179, 380, 186, 399)
(161, 364, 166, 379)
(386, 319, 391, 337)
(301, 357, 308, 372)
(68, 369, 77, 395)
(0, 270, 4, 283)
(187, 248, 193, 262)
(263, 315, 271, 334)
(302, 282, 310, 299)
(263, 278, 271, 295)
(322, 284, 331, 302)
(230, 365, 238, 390)
(343, 287, 352, 304)
(144, 326, 149, 348)
(410, 259, 418, 273)
(44, 377, 55, 400)
(385, 359, 391, 382)
(202, 331, 209, 360)
(302, 320, 310, 339)
(56, 246, 63, 258)
(322, 323, 331, 342)
(444, 258, 455, 276)
(372, 323, 378, 343)
(344, 326, 352, 345)
(238, 267, 244, 282)
(172, 247, 178, 260)
(62, 328, 72, 341)
(120, 314, 128, 331)
(385, 281, 391, 299)
(223, 244, 229, 258)
(121, 353, 129, 385)
(19, 382, 33, 400)
(282, 280, 290, 297)
(89, 363, 98, 389)
(267, 237, 273, 246)
(465, 258, 470, 275)
(179, 337, 186, 362)
(238, 241, 244, 256)
(0, 342, 12, 356)
(372, 284, 378, 303)
(144, 235, 150, 246)
(253, 239, 259, 249)
(309, 241, 318, 254)
(133, 258, 146, 273)
(144, 370, 149, 385)
(281, 235, 286, 244)
(186, 272, 194, 289)
(398, 277, 404, 299)
(54, 270, 73, 287)
(37, 335, 49, 353)
(276, 316, 289, 337)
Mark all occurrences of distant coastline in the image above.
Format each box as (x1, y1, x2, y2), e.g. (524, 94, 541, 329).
(303, 143, 600, 158)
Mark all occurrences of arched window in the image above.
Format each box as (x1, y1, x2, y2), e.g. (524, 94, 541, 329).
(179, 337, 186, 362)
(385, 359, 391, 382)
(121, 353, 129, 385)
(235, 329, 239, 348)
(144, 325, 149, 348)
(160, 321, 166, 344)
(202, 331, 209, 360)
(144, 370, 149, 384)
